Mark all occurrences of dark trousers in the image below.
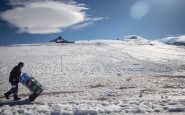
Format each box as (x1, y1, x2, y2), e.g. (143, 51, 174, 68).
(5, 83, 19, 98)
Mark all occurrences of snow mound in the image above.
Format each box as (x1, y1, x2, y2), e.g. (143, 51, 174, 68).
(75, 40, 124, 44)
(159, 35, 185, 46)
(122, 35, 152, 45)
(76, 35, 152, 45)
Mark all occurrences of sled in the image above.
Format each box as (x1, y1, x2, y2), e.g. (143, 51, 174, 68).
(20, 73, 44, 102)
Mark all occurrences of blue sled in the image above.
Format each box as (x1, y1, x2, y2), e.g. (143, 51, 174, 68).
(20, 73, 44, 102)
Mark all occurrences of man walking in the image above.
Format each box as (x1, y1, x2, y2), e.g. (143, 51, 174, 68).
(4, 62, 24, 101)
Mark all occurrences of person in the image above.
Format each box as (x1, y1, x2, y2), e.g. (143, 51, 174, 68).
(4, 62, 24, 101)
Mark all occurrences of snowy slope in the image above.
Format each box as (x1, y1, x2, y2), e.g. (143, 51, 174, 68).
(159, 35, 185, 46)
(0, 39, 185, 114)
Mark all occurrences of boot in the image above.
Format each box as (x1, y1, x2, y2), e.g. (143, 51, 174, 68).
(4, 93, 10, 100)
(13, 94, 21, 101)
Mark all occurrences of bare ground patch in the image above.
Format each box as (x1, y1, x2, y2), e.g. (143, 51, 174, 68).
(96, 97, 108, 101)
(140, 88, 155, 94)
(158, 75, 185, 79)
(162, 85, 184, 89)
(89, 84, 105, 89)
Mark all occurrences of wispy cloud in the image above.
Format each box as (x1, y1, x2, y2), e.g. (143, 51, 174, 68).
(72, 22, 94, 30)
(71, 17, 106, 29)
(0, 0, 104, 34)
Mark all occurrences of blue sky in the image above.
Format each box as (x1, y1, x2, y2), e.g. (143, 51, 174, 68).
(0, 0, 185, 45)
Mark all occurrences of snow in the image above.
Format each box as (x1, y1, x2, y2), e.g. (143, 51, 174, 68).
(0, 38, 185, 114)
(159, 35, 185, 45)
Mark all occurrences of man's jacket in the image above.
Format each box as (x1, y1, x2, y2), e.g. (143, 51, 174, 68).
(9, 66, 21, 84)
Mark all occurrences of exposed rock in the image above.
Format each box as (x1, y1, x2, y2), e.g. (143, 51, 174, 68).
(50, 36, 74, 43)
(74, 109, 97, 115)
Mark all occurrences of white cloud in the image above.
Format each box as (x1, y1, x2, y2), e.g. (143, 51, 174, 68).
(7, 0, 77, 6)
(1, 0, 102, 34)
